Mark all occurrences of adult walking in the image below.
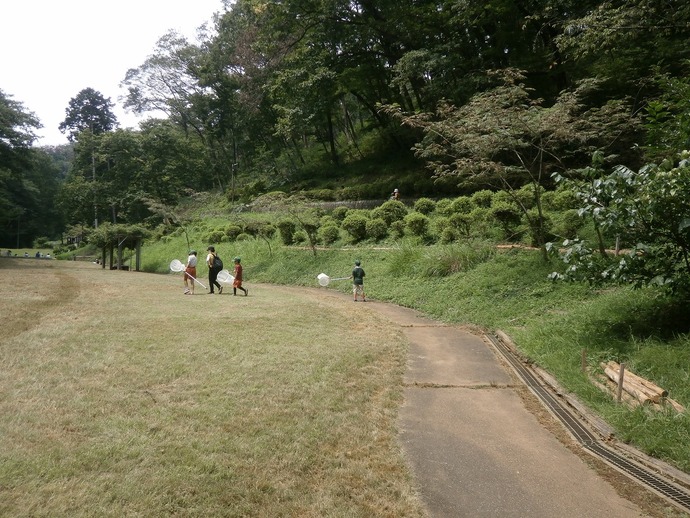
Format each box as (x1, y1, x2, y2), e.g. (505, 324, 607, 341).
(206, 246, 223, 294)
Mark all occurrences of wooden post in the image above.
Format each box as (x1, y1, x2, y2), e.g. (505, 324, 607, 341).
(616, 363, 626, 403)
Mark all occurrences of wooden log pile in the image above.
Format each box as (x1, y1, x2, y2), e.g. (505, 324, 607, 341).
(597, 361, 685, 413)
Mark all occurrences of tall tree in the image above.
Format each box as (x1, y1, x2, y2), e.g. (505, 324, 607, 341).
(59, 87, 118, 142)
(0, 89, 45, 247)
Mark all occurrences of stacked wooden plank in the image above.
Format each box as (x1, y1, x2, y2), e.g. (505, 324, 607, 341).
(598, 361, 685, 412)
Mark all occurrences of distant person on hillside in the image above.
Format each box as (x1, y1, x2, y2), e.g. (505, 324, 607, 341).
(391, 188, 400, 201)
(184, 250, 198, 295)
(351, 260, 366, 302)
(206, 246, 223, 294)
(232, 257, 248, 296)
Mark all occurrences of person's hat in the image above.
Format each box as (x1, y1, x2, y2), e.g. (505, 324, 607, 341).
(355, 260, 361, 266)
(234, 257, 241, 262)
(207, 246, 215, 252)
(394, 188, 399, 192)
(190, 250, 197, 255)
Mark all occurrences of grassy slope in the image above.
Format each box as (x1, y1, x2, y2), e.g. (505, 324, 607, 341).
(139, 233, 690, 474)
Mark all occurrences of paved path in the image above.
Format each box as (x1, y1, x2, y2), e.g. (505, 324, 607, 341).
(366, 301, 647, 518)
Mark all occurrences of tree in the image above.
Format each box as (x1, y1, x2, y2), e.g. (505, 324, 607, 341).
(59, 88, 118, 142)
(551, 151, 690, 294)
(383, 69, 638, 259)
(0, 89, 46, 247)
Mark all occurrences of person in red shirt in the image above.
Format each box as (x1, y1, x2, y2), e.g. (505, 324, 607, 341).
(233, 257, 248, 296)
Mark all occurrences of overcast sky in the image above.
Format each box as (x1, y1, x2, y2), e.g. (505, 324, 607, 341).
(1, 0, 224, 146)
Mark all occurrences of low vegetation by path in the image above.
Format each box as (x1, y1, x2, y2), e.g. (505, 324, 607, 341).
(0, 259, 425, 517)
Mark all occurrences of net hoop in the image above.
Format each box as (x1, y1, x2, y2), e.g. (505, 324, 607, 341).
(317, 273, 330, 287)
(170, 259, 184, 272)
(217, 269, 235, 284)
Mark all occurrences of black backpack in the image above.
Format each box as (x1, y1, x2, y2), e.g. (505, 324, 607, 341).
(212, 254, 223, 270)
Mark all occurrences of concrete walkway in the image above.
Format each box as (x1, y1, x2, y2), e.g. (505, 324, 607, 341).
(367, 301, 647, 518)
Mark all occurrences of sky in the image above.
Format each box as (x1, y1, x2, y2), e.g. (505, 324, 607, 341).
(1, 0, 224, 146)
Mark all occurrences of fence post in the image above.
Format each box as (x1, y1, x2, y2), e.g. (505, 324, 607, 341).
(616, 363, 626, 403)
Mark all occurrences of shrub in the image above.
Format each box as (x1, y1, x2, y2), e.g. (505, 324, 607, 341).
(319, 224, 340, 245)
(414, 197, 436, 215)
(405, 212, 429, 237)
(554, 209, 584, 239)
(490, 202, 522, 238)
(524, 208, 554, 247)
(236, 233, 252, 241)
(293, 230, 308, 244)
(450, 196, 473, 214)
(435, 198, 453, 216)
(440, 227, 460, 243)
(390, 220, 406, 239)
(471, 190, 493, 208)
(341, 212, 369, 242)
(225, 224, 243, 240)
(366, 218, 389, 241)
(276, 219, 296, 245)
(372, 200, 407, 225)
(331, 206, 349, 222)
(550, 187, 579, 211)
(204, 230, 225, 243)
(449, 213, 472, 236)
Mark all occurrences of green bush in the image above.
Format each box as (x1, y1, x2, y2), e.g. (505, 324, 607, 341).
(414, 197, 436, 215)
(319, 224, 341, 245)
(277, 219, 296, 245)
(440, 227, 460, 243)
(435, 198, 453, 216)
(450, 196, 473, 214)
(371, 200, 408, 225)
(471, 190, 493, 208)
(204, 230, 225, 243)
(554, 209, 584, 239)
(331, 206, 350, 222)
(490, 202, 522, 239)
(225, 224, 243, 240)
(341, 213, 369, 242)
(366, 218, 389, 241)
(236, 233, 253, 241)
(390, 220, 406, 239)
(523, 208, 554, 247)
(293, 230, 308, 244)
(405, 212, 429, 237)
(449, 213, 472, 236)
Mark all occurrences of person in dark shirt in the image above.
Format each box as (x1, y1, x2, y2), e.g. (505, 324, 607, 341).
(351, 260, 366, 302)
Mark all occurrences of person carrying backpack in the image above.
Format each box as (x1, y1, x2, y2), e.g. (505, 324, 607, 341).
(206, 246, 223, 294)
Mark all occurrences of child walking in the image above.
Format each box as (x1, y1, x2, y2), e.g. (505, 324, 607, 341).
(232, 257, 248, 296)
(184, 250, 198, 295)
(351, 260, 366, 302)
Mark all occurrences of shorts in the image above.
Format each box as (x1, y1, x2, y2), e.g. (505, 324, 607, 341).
(185, 267, 197, 281)
(353, 284, 364, 295)
(233, 279, 243, 288)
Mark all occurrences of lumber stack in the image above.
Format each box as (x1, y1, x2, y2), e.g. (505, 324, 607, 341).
(598, 361, 685, 413)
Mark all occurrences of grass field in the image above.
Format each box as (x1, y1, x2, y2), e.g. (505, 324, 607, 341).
(0, 258, 425, 517)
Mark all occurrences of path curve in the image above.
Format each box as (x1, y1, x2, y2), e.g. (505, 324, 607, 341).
(346, 296, 655, 517)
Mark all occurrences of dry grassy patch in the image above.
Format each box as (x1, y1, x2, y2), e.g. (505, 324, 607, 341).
(0, 259, 424, 517)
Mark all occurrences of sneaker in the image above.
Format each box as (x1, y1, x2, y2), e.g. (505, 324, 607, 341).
(218, 286, 223, 294)
(245, 288, 249, 297)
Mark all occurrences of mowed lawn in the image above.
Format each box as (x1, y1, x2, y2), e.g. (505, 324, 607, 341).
(0, 259, 425, 517)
